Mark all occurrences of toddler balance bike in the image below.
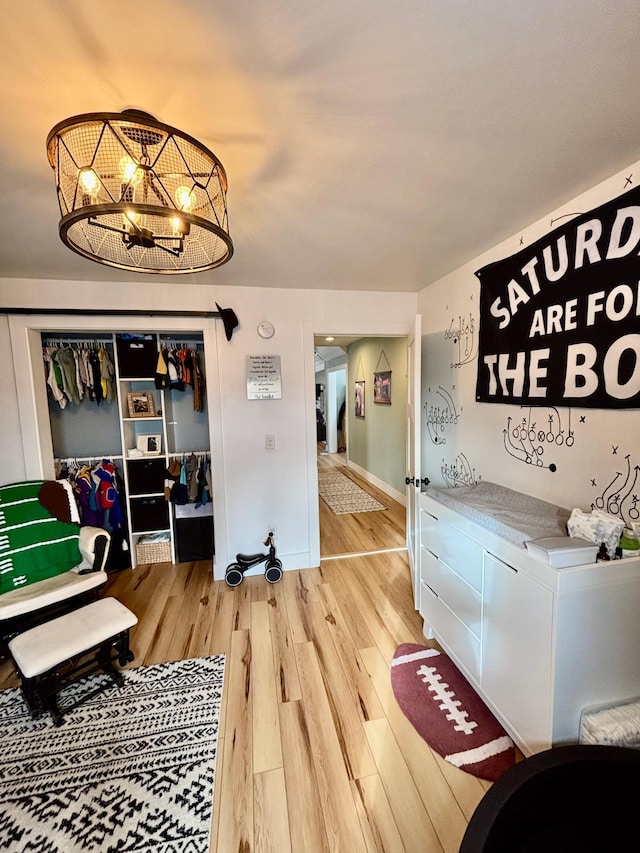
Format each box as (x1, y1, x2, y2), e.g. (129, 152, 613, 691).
(225, 532, 283, 586)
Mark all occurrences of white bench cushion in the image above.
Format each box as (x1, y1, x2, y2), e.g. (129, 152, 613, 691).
(9, 597, 137, 678)
(0, 569, 107, 621)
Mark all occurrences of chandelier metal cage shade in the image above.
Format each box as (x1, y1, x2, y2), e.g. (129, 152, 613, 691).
(46, 110, 233, 274)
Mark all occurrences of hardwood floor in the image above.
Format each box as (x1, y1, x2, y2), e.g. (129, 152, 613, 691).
(0, 471, 489, 851)
(318, 450, 406, 558)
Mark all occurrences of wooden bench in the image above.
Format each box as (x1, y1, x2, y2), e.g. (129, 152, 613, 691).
(8, 597, 138, 725)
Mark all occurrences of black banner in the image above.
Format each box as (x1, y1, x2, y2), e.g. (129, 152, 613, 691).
(475, 185, 640, 408)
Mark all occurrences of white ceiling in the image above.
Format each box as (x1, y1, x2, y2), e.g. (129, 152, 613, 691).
(1, 1, 639, 292)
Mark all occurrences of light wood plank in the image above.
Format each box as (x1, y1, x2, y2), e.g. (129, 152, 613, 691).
(254, 767, 293, 853)
(294, 641, 369, 853)
(316, 582, 385, 722)
(364, 717, 444, 853)
(232, 578, 253, 631)
(251, 600, 283, 774)
(266, 584, 301, 703)
(128, 565, 183, 663)
(282, 567, 320, 602)
(319, 560, 378, 650)
(350, 555, 424, 651)
(305, 601, 377, 779)
(283, 573, 314, 645)
(331, 557, 400, 661)
(279, 700, 330, 853)
(187, 580, 219, 659)
(351, 775, 405, 853)
(208, 583, 238, 656)
(216, 629, 253, 853)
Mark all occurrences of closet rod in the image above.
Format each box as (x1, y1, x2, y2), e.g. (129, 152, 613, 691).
(43, 337, 113, 346)
(2, 303, 239, 341)
(159, 338, 205, 346)
(55, 454, 124, 464)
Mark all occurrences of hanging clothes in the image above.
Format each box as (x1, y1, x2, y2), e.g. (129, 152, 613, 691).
(55, 347, 81, 406)
(44, 348, 67, 409)
(186, 453, 200, 503)
(42, 340, 118, 408)
(155, 347, 170, 389)
(89, 350, 103, 404)
(192, 350, 205, 413)
(98, 347, 115, 403)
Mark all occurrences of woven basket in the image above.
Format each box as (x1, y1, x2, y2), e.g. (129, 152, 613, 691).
(136, 539, 171, 564)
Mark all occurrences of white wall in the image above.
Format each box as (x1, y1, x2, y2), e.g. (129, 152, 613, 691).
(418, 159, 640, 519)
(0, 315, 25, 483)
(0, 280, 416, 576)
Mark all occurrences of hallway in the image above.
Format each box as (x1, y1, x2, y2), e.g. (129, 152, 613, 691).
(318, 450, 406, 558)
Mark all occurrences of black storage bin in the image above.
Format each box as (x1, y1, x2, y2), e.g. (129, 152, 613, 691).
(130, 496, 169, 532)
(127, 458, 166, 495)
(175, 506, 214, 561)
(116, 335, 158, 378)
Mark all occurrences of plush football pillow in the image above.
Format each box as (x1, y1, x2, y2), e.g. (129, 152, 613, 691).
(0, 481, 82, 595)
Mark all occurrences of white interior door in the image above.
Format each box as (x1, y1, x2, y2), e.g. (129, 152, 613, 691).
(406, 314, 422, 604)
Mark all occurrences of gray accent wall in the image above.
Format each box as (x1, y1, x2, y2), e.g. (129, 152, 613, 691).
(347, 337, 407, 494)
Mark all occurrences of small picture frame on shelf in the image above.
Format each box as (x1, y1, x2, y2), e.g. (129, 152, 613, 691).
(136, 435, 162, 456)
(127, 391, 156, 418)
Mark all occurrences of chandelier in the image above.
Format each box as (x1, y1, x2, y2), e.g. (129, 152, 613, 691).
(46, 110, 233, 274)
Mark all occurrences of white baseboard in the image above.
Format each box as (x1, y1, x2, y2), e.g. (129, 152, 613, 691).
(347, 460, 406, 507)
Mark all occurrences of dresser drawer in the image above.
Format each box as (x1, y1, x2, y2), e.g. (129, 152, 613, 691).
(421, 547, 481, 639)
(420, 507, 442, 554)
(436, 527, 483, 593)
(419, 580, 481, 683)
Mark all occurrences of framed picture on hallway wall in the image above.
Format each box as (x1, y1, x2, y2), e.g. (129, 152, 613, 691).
(355, 381, 365, 418)
(374, 370, 391, 404)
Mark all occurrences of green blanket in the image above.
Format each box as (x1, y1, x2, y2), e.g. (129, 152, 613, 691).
(0, 481, 81, 595)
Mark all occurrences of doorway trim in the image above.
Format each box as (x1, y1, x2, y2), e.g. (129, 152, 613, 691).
(7, 312, 229, 573)
(304, 320, 414, 568)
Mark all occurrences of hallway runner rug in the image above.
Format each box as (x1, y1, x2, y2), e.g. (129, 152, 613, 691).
(0, 655, 225, 852)
(318, 470, 387, 514)
(391, 644, 515, 781)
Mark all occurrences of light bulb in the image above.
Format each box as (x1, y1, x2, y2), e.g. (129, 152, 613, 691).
(79, 168, 99, 193)
(119, 156, 142, 185)
(125, 209, 140, 225)
(171, 217, 183, 232)
(175, 185, 194, 211)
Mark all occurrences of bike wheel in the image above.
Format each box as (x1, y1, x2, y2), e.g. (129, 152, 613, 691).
(225, 563, 244, 587)
(265, 559, 283, 584)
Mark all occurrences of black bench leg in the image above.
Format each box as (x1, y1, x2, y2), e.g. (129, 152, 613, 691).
(38, 675, 64, 726)
(21, 677, 42, 719)
(96, 641, 124, 687)
(116, 629, 134, 667)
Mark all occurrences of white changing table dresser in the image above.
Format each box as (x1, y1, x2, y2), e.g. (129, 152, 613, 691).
(417, 485, 640, 756)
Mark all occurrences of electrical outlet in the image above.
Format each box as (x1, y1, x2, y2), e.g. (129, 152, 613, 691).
(265, 434, 276, 451)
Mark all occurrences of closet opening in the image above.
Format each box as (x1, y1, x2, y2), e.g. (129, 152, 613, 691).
(41, 329, 214, 572)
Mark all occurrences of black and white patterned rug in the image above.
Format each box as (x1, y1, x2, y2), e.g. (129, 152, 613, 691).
(0, 655, 225, 852)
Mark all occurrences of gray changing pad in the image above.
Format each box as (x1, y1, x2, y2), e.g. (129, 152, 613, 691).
(425, 481, 570, 546)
